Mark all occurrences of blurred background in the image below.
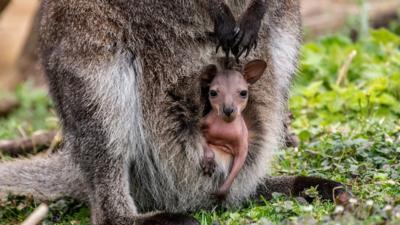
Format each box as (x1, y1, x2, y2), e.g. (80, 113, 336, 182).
(0, 0, 399, 91)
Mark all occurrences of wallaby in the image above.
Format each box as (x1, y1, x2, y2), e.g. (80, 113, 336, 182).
(0, 0, 350, 224)
(200, 60, 267, 198)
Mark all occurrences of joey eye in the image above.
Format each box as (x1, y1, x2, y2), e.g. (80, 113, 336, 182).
(209, 90, 218, 98)
(240, 90, 248, 98)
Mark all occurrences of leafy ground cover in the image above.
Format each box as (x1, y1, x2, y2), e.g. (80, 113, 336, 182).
(0, 28, 399, 224)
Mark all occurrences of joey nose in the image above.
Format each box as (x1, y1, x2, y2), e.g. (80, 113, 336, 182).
(223, 107, 234, 117)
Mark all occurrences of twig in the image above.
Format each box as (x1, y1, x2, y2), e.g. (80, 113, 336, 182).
(21, 203, 49, 225)
(0, 98, 19, 117)
(47, 131, 63, 154)
(0, 131, 58, 156)
(336, 50, 357, 87)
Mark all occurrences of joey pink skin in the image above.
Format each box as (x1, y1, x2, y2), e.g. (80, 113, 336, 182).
(201, 109, 249, 197)
(200, 60, 267, 198)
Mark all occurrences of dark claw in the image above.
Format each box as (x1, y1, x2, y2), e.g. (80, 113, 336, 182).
(230, 10, 264, 60)
(245, 47, 251, 58)
(233, 27, 241, 40)
(232, 32, 244, 51)
(235, 57, 240, 64)
(237, 46, 246, 59)
(216, 44, 221, 53)
(211, 6, 239, 59)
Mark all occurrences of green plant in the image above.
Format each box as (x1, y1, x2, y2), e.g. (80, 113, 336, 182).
(1, 28, 400, 224)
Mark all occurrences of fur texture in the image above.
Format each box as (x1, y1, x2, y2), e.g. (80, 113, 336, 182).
(0, 1, 348, 225)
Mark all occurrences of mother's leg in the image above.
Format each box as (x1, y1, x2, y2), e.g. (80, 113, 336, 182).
(44, 50, 138, 224)
(44, 48, 199, 224)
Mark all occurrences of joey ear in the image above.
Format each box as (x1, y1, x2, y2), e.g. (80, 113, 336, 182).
(243, 60, 267, 84)
(201, 64, 218, 84)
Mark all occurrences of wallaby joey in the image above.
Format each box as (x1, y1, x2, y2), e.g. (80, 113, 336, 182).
(200, 60, 267, 198)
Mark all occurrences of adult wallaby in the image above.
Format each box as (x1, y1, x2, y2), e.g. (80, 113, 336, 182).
(0, 0, 350, 224)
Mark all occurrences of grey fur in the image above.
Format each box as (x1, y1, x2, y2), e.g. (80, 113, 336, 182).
(0, 1, 346, 225)
(0, 147, 87, 201)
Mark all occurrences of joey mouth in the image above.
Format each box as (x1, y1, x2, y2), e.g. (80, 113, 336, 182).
(221, 114, 236, 123)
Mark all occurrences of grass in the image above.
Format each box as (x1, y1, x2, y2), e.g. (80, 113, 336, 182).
(1, 28, 399, 224)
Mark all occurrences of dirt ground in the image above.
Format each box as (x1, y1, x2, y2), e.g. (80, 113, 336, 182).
(0, 0, 399, 90)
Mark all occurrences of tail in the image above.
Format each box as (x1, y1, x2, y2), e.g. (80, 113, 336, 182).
(0, 150, 87, 201)
(216, 150, 248, 197)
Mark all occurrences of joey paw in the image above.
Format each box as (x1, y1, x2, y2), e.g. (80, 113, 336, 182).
(201, 158, 216, 177)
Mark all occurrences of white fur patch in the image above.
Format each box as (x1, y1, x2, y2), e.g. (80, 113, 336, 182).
(82, 52, 148, 161)
(79, 51, 153, 214)
(269, 27, 300, 92)
(256, 27, 300, 174)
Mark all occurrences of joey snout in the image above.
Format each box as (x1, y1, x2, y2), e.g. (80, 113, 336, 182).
(221, 105, 237, 122)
